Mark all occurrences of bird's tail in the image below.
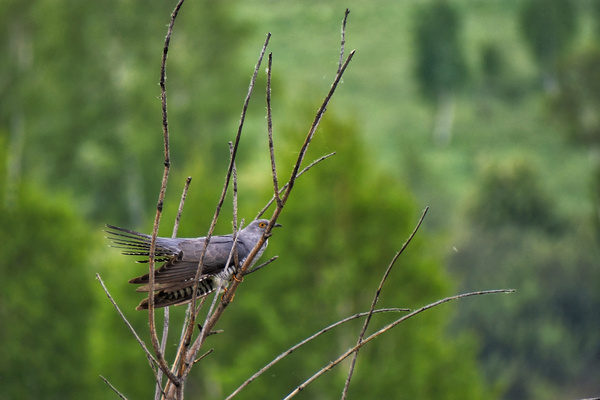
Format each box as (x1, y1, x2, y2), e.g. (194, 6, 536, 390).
(105, 224, 179, 262)
(135, 278, 218, 310)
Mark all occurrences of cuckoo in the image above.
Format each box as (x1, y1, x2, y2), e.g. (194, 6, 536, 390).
(106, 219, 281, 310)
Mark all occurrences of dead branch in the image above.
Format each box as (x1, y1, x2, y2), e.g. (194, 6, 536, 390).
(194, 41, 355, 366)
(338, 9, 350, 74)
(96, 274, 163, 392)
(225, 308, 409, 399)
(342, 207, 429, 398)
(96, 273, 158, 366)
(100, 375, 128, 400)
(172, 177, 192, 238)
(163, 34, 273, 398)
(283, 289, 516, 399)
(280, 50, 355, 208)
(106, 5, 354, 398)
(266, 52, 281, 208)
(243, 255, 279, 276)
(155, 176, 193, 400)
(256, 152, 336, 219)
(147, 0, 187, 386)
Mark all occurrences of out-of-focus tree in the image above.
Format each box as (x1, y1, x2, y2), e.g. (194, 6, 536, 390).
(550, 46, 600, 146)
(549, 45, 600, 240)
(465, 156, 562, 234)
(0, 138, 98, 399)
(0, 0, 248, 225)
(449, 156, 600, 399)
(519, 0, 577, 92)
(413, 0, 468, 146)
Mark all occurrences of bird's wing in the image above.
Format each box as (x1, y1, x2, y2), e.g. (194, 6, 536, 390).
(129, 235, 241, 285)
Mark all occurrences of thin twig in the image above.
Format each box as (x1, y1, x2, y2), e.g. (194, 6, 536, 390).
(96, 274, 159, 367)
(155, 176, 192, 400)
(100, 375, 128, 400)
(197, 146, 241, 352)
(199, 219, 245, 336)
(97, 272, 165, 396)
(256, 152, 336, 219)
(225, 308, 409, 399)
(280, 50, 355, 207)
(284, 289, 516, 399)
(147, 0, 186, 386)
(230, 141, 240, 287)
(206, 31, 356, 373)
(172, 176, 192, 238)
(185, 32, 271, 324)
(166, 295, 207, 397)
(338, 9, 350, 74)
(194, 348, 215, 364)
(243, 255, 278, 276)
(341, 207, 428, 398)
(176, 34, 272, 385)
(266, 52, 281, 208)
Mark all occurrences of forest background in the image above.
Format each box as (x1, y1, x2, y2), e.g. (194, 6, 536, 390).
(1, 0, 599, 399)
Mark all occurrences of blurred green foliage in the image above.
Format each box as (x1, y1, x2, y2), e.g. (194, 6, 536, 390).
(0, 139, 96, 399)
(1, 0, 599, 399)
(450, 156, 600, 399)
(413, 0, 468, 103)
(519, 0, 577, 89)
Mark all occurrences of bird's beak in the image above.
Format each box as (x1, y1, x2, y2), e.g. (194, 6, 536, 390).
(273, 223, 283, 228)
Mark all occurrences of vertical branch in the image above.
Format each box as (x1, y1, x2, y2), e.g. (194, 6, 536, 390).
(338, 9, 350, 74)
(266, 53, 281, 208)
(155, 177, 193, 400)
(166, 34, 272, 391)
(341, 207, 428, 399)
(279, 49, 355, 208)
(191, 28, 356, 386)
(172, 177, 192, 237)
(256, 152, 336, 219)
(229, 141, 240, 268)
(147, 0, 186, 386)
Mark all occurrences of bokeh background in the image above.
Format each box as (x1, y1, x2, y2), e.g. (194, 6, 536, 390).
(1, 0, 599, 399)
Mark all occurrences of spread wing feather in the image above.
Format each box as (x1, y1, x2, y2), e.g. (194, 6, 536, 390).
(106, 224, 254, 286)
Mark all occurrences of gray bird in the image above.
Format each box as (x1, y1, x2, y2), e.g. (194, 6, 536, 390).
(106, 219, 281, 310)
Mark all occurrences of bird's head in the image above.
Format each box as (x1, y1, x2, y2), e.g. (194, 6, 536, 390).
(245, 219, 282, 235)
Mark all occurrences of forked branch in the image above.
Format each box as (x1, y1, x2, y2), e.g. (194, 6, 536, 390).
(284, 289, 516, 399)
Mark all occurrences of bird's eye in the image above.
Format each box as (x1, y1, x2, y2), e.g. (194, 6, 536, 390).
(259, 222, 266, 228)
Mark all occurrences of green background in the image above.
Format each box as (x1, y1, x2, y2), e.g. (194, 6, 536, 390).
(1, 0, 599, 398)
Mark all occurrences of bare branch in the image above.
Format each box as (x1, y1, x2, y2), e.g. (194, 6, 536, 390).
(173, 35, 272, 387)
(342, 207, 428, 398)
(266, 52, 281, 208)
(284, 289, 516, 399)
(97, 272, 166, 397)
(197, 31, 357, 383)
(280, 50, 355, 207)
(256, 152, 336, 219)
(338, 9, 350, 74)
(225, 308, 409, 399)
(194, 348, 215, 364)
(100, 375, 128, 400)
(96, 274, 159, 367)
(243, 255, 278, 276)
(172, 176, 192, 238)
(155, 176, 192, 400)
(230, 141, 240, 280)
(146, 0, 187, 386)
